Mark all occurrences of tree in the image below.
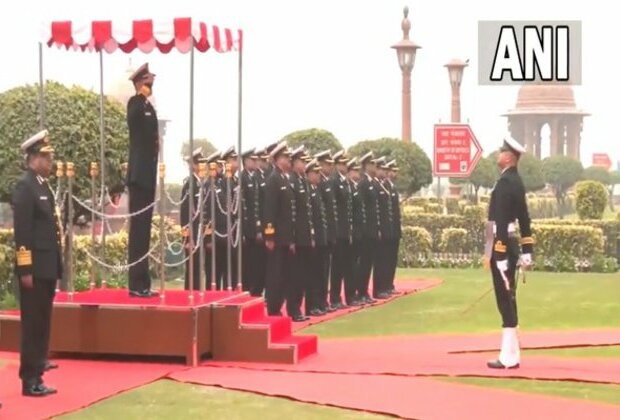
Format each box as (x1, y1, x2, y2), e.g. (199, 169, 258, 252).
(575, 180, 608, 220)
(0, 81, 128, 202)
(180, 138, 216, 159)
(608, 170, 620, 211)
(468, 157, 498, 202)
(542, 155, 583, 218)
(281, 128, 343, 156)
(347, 138, 432, 195)
(517, 152, 545, 192)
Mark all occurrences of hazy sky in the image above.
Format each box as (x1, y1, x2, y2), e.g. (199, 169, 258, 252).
(0, 0, 615, 182)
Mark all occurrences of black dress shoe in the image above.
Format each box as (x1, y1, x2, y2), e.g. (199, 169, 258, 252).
(308, 309, 324, 317)
(347, 299, 363, 307)
(361, 296, 376, 304)
(323, 305, 337, 313)
(487, 359, 520, 369)
(44, 361, 58, 371)
(374, 292, 390, 299)
(144, 290, 159, 297)
(330, 302, 346, 310)
(292, 314, 310, 322)
(22, 383, 57, 397)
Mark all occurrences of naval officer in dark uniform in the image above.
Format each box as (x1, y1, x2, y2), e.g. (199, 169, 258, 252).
(357, 152, 379, 304)
(241, 148, 263, 293)
(315, 150, 338, 313)
(289, 146, 312, 322)
(385, 160, 402, 294)
(330, 150, 355, 308)
(12, 130, 61, 397)
(487, 137, 534, 369)
(346, 158, 366, 305)
(180, 148, 207, 290)
(374, 157, 393, 299)
(126, 63, 159, 297)
(263, 142, 295, 316)
(306, 159, 328, 316)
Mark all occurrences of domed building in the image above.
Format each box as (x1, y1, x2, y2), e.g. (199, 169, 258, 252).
(502, 84, 589, 159)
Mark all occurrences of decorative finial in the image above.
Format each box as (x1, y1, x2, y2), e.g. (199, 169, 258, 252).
(401, 6, 411, 39)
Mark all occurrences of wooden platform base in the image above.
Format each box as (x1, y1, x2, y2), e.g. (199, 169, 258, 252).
(0, 289, 317, 366)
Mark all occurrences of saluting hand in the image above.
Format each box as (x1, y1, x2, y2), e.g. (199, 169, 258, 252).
(20, 274, 33, 289)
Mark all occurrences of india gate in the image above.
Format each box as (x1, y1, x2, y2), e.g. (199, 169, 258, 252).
(503, 83, 589, 160)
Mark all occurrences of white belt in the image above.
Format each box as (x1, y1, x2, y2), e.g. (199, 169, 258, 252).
(493, 222, 516, 234)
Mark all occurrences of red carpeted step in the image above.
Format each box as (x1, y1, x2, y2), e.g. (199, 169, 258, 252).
(272, 335, 318, 361)
(219, 294, 260, 306)
(242, 315, 292, 342)
(240, 300, 266, 322)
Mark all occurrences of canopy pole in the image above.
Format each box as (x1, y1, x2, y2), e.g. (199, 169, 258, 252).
(236, 48, 243, 291)
(188, 39, 196, 303)
(38, 43, 45, 129)
(98, 50, 107, 288)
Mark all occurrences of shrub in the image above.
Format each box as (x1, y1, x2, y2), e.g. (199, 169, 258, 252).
(532, 224, 604, 260)
(445, 197, 460, 215)
(401, 213, 467, 251)
(424, 203, 443, 214)
(439, 228, 470, 253)
(398, 226, 432, 267)
(575, 181, 608, 220)
(533, 219, 620, 259)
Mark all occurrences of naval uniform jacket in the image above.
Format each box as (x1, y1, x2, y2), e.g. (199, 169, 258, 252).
(126, 94, 159, 191)
(359, 173, 380, 240)
(332, 172, 353, 241)
(263, 167, 295, 246)
(12, 169, 63, 280)
(180, 174, 203, 242)
(241, 169, 261, 240)
(309, 184, 328, 247)
(487, 166, 534, 261)
(350, 179, 366, 242)
(319, 173, 338, 244)
(291, 172, 314, 247)
(385, 180, 402, 239)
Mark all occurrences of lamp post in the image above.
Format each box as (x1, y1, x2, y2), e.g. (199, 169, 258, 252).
(391, 6, 420, 143)
(444, 59, 468, 123)
(444, 59, 468, 200)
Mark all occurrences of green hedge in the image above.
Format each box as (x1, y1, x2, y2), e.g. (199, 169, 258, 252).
(398, 226, 433, 267)
(534, 219, 620, 259)
(575, 181, 607, 220)
(439, 228, 469, 253)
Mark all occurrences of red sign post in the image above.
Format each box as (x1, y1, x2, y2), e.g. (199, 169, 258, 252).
(433, 124, 483, 177)
(592, 153, 612, 170)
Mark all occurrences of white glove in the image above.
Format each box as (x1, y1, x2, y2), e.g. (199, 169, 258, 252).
(519, 253, 532, 268)
(496, 259, 508, 272)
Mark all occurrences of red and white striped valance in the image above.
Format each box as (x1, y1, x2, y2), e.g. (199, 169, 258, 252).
(41, 18, 242, 54)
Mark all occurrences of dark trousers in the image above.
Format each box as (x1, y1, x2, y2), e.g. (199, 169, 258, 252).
(243, 238, 265, 294)
(330, 238, 352, 304)
(491, 238, 519, 328)
(319, 243, 334, 309)
(387, 237, 401, 290)
(358, 238, 377, 298)
(290, 246, 312, 316)
(185, 241, 211, 291)
(19, 278, 55, 384)
(347, 239, 363, 303)
(308, 245, 327, 312)
(265, 245, 294, 316)
(215, 238, 238, 290)
(128, 185, 155, 292)
(373, 237, 392, 295)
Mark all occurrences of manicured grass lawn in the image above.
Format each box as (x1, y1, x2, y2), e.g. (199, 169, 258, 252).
(440, 376, 620, 406)
(59, 380, 389, 420)
(525, 345, 620, 358)
(306, 268, 620, 338)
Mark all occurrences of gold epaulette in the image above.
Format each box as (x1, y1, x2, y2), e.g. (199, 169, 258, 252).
(16, 247, 32, 266)
(520, 236, 535, 245)
(264, 223, 275, 235)
(182, 227, 189, 238)
(494, 240, 507, 253)
(204, 222, 213, 235)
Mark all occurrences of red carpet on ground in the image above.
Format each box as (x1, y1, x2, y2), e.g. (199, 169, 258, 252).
(0, 354, 175, 420)
(169, 366, 620, 420)
(292, 278, 443, 331)
(203, 331, 620, 385)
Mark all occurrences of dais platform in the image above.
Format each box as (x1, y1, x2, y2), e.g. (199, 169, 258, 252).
(0, 288, 317, 365)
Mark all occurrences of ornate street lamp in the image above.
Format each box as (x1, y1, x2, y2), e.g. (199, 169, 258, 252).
(391, 6, 421, 143)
